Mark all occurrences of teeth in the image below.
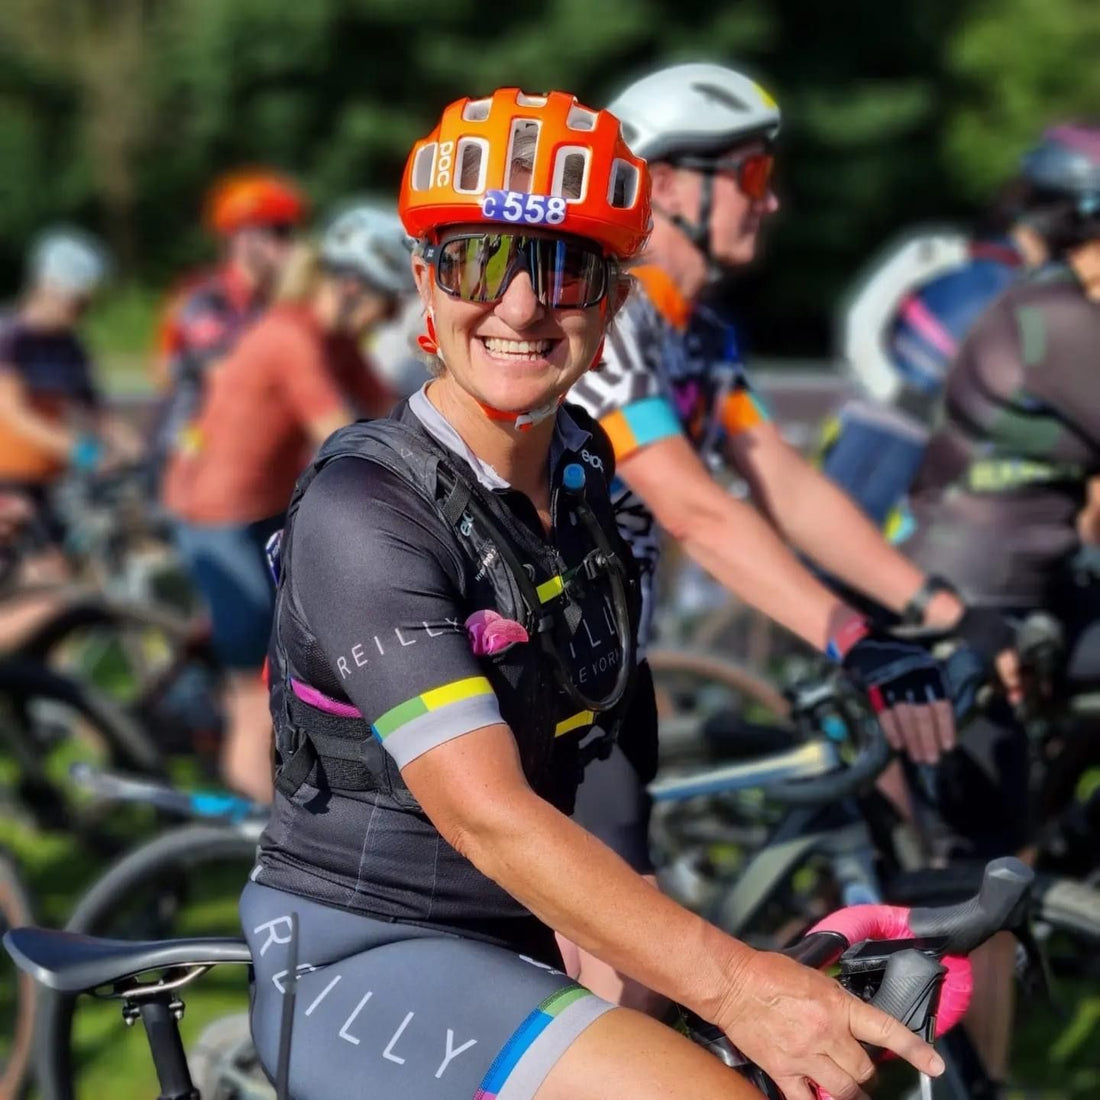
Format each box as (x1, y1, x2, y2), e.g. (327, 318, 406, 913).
(482, 337, 553, 357)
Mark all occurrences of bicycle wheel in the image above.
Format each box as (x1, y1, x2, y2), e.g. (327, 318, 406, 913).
(647, 647, 789, 764)
(0, 658, 164, 840)
(0, 849, 35, 1100)
(15, 598, 223, 758)
(34, 822, 261, 1100)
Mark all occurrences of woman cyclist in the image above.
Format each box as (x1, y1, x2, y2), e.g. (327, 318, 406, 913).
(164, 204, 403, 801)
(240, 88, 943, 1100)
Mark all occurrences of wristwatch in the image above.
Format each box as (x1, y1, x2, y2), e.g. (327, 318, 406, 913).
(901, 574, 958, 626)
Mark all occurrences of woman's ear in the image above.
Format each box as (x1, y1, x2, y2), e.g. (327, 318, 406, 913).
(411, 250, 433, 308)
(648, 162, 680, 211)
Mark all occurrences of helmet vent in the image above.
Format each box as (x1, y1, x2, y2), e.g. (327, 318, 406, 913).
(552, 147, 590, 201)
(462, 98, 492, 122)
(691, 81, 749, 113)
(566, 105, 597, 131)
(505, 119, 540, 190)
(516, 92, 548, 107)
(454, 137, 488, 194)
(608, 159, 639, 208)
(411, 143, 436, 191)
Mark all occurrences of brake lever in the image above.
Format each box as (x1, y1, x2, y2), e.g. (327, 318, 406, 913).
(1014, 920, 1063, 1019)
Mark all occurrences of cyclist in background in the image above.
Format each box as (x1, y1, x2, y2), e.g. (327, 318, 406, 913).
(563, 62, 1017, 1008)
(900, 124, 1100, 1093)
(0, 229, 143, 644)
(163, 204, 405, 802)
(821, 133, 1072, 538)
(150, 170, 308, 479)
(0, 229, 138, 498)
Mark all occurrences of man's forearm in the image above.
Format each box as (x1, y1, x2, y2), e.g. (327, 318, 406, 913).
(758, 446, 929, 616)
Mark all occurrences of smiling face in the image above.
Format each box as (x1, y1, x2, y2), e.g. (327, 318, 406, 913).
(412, 225, 614, 416)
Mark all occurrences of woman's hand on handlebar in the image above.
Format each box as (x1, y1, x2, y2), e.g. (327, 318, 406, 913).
(717, 949, 944, 1100)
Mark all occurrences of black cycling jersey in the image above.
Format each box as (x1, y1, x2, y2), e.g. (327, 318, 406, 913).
(254, 391, 643, 959)
(905, 264, 1100, 606)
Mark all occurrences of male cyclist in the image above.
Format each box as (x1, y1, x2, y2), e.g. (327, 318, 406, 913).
(151, 170, 308, 478)
(563, 60, 1017, 1031)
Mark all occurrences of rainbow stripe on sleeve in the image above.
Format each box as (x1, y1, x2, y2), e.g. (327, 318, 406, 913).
(599, 395, 682, 461)
(371, 675, 502, 766)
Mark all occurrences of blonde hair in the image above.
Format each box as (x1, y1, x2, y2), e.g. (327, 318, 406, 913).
(274, 241, 325, 304)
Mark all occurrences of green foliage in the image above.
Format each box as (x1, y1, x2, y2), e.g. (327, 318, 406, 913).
(0, 0, 1096, 352)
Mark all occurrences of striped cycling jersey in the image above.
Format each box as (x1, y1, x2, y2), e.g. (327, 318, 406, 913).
(567, 265, 769, 645)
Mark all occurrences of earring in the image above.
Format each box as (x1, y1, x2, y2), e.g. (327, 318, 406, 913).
(417, 310, 439, 356)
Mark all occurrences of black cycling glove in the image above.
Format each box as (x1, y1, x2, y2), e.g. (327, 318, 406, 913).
(836, 622, 950, 715)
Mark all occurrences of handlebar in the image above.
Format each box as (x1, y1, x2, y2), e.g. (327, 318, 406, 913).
(69, 762, 264, 824)
(907, 856, 1033, 954)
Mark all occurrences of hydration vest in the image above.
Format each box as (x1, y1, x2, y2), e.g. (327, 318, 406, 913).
(268, 408, 641, 818)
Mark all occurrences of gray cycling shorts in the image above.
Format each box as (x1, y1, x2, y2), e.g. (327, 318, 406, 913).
(240, 881, 614, 1100)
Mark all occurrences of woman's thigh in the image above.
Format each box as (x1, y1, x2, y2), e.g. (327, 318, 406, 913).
(535, 1006, 764, 1100)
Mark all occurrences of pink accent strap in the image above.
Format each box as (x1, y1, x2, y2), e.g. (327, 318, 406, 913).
(900, 295, 958, 359)
(289, 678, 362, 719)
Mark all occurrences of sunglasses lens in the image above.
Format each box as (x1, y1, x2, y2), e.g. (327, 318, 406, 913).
(739, 155, 774, 200)
(437, 234, 608, 307)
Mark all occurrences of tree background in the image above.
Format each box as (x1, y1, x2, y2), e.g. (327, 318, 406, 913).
(1, 0, 1097, 359)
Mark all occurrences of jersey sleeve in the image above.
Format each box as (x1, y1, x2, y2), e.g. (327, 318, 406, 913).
(567, 293, 683, 463)
(289, 457, 504, 769)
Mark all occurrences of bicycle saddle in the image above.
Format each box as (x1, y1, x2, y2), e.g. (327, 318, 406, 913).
(3, 927, 251, 994)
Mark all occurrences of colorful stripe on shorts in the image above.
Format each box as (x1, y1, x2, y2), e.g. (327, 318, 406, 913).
(370, 675, 501, 766)
(474, 985, 610, 1099)
(599, 395, 682, 461)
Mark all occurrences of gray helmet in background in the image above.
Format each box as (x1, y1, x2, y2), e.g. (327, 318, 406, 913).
(609, 62, 781, 165)
(608, 62, 781, 267)
(320, 203, 415, 297)
(28, 228, 111, 298)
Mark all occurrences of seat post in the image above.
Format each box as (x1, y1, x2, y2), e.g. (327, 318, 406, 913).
(128, 993, 199, 1100)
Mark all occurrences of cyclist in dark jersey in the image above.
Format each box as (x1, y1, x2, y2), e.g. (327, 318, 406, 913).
(899, 124, 1100, 1096)
(907, 123, 1100, 647)
(822, 136, 1076, 537)
(239, 88, 943, 1100)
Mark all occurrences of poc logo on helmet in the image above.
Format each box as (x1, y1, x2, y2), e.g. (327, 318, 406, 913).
(435, 141, 455, 188)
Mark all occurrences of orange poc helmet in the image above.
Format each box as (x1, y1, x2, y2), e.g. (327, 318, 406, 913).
(204, 170, 309, 236)
(398, 88, 652, 261)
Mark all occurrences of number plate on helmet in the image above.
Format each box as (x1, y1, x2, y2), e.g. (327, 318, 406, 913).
(480, 190, 568, 226)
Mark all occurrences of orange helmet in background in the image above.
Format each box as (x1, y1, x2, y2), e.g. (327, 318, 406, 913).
(204, 170, 309, 236)
(398, 88, 651, 260)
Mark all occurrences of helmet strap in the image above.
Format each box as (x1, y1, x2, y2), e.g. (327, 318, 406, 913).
(663, 173, 724, 282)
(477, 395, 564, 431)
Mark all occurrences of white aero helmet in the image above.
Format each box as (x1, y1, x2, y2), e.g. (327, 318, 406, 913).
(29, 228, 111, 298)
(320, 202, 415, 297)
(609, 62, 781, 164)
